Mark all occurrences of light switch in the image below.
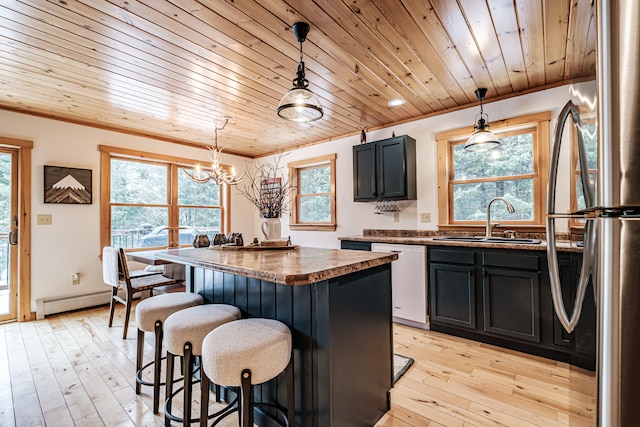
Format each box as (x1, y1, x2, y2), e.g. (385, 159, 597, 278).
(37, 214, 52, 225)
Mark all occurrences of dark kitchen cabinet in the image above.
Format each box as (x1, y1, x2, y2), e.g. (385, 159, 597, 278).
(340, 240, 372, 251)
(482, 251, 541, 343)
(429, 248, 476, 330)
(353, 135, 416, 201)
(428, 246, 595, 370)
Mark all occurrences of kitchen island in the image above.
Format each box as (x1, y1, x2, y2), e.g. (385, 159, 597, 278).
(155, 246, 398, 427)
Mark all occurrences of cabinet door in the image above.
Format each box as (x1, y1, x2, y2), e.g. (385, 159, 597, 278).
(553, 254, 573, 347)
(377, 136, 416, 200)
(353, 143, 377, 201)
(482, 267, 540, 343)
(429, 263, 476, 329)
(571, 255, 596, 369)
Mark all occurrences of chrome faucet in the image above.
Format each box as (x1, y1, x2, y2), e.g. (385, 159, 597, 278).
(486, 197, 515, 237)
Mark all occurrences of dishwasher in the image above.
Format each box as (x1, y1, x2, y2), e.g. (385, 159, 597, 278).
(371, 243, 428, 329)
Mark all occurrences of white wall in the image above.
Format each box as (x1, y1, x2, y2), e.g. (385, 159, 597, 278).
(275, 82, 596, 248)
(0, 110, 255, 311)
(0, 81, 594, 311)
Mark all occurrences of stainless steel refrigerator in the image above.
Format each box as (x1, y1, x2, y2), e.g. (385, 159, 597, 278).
(546, 1, 640, 425)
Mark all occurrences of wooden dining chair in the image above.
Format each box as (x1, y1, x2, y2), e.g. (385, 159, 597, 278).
(102, 246, 184, 339)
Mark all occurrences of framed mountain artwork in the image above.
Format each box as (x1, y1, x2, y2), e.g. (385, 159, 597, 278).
(44, 165, 92, 204)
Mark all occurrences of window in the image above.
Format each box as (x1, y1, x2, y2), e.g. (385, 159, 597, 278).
(435, 112, 551, 229)
(100, 146, 228, 250)
(570, 117, 597, 227)
(288, 154, 336, 231)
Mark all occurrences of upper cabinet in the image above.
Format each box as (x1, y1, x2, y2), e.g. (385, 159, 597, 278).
(352, 135, 417, 201)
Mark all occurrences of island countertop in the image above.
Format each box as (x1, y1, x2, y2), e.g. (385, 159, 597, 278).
(154, 246, 398, 285)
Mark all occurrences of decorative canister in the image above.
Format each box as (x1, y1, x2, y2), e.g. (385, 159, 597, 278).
(192, 234, 210, 248)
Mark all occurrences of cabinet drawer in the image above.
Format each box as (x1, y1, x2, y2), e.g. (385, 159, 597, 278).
(340, 240, 372, 251)
(429, 248, 474, 265)
(482, 252, 540, 270)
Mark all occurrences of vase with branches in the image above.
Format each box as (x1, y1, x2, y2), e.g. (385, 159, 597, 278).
(236, 152, 295, 220)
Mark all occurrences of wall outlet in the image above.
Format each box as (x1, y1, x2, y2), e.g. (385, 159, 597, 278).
(393, 213, 400, 222)
(37, 214, 52, 225)
(420, 212, 431, 222)
(72, 273, 80, 285)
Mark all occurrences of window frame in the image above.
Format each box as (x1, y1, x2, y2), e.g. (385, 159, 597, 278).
(569, 114, 597, 229)
(288, 153, 337, 231)
(99, 145, 230, 251)
(435, 111, 551, 230)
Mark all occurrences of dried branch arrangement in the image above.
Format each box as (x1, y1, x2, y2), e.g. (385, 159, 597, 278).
(236, 152, 296, 219)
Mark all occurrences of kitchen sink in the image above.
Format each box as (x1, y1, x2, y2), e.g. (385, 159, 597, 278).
(433, 236, 541, 244)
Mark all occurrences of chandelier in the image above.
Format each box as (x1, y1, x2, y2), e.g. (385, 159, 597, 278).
(183, 117, 245, 185)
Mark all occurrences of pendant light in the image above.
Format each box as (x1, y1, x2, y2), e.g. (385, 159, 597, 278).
(464, 88, 501, 152)
(277, 22, 324, 122)
(182, 117, 245, 185)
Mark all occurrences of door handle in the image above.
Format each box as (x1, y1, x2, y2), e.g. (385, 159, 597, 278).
(9, 230, 17, 245)
(9, 215, 18, 245)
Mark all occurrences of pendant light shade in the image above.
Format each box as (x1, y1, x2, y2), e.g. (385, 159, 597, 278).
(464, 88, 501, 152)
(277, 22, 324, 122)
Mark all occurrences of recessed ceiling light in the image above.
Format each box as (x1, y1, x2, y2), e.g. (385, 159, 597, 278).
(388, 98, 406, 107)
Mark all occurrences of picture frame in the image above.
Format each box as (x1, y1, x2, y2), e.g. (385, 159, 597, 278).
(44, 165, 93, 204)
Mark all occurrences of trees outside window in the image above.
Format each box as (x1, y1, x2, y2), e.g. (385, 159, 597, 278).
(288, 154, 336, 231)
(101, 146, 226, 250)
(436, 112, 550, 229)
(570, 120, 597, 227)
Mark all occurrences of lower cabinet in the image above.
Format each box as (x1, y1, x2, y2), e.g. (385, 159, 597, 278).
(429, 246, 595, 370)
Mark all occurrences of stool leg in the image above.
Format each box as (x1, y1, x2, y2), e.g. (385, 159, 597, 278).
(240, 369, 253, 427)
(183, 342, 194, 427)
(200, 366, 210, 427)
(286, 359, 295, 427)
(135, 329, 144, 395)
(153, 320, 163, 414)
(165, 352, 175, 427)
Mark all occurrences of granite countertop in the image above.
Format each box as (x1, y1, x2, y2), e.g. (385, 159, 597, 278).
(154, 246, 398, 286)
(339, 234, 583, 253)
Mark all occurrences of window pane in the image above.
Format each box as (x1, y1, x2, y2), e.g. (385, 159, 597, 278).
(110, 206, 168, 248)
(453, 133, 533, 180)
(576, 172, 596, 211)
(111, 159, 167, 204)
(576, 123, 597, 171)
(178, 168, 220, 206)
(179, 207, 221, 238)
(453, 179, 533, 221)
(300, 166, 330, 194)
(299, 195, 330, 222)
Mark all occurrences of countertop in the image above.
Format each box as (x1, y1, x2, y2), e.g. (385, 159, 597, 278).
(154, 246, 398, 286)
(339, 235, 583, 253)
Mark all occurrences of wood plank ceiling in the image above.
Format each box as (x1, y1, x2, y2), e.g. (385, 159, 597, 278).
(0, 0, 596, 158)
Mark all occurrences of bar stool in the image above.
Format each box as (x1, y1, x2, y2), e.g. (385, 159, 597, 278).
(163, 304, 241, 426)
(200, 319, 294, 427)
(135, 292, 204, 413)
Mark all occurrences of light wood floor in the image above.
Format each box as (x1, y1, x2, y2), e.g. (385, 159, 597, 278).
(0, 304, 596, 426)
(377, 324, 596, 427)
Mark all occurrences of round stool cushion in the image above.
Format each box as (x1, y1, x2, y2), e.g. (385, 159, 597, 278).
(201, 319, 292, 386)
(135, 292, 203, 332)
(164, 304, 241, 356)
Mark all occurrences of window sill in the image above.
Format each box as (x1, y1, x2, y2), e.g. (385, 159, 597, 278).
(289, 224, 337, 231)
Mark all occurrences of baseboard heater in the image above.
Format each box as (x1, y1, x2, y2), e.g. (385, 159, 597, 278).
(36, 290, 113, 320)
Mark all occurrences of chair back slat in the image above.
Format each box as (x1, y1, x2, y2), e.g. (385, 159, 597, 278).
(118, 248, 132, 284)
(102, 246, 120, 287)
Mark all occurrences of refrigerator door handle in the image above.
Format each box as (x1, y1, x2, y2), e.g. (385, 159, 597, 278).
(546, 100, 597, 333)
